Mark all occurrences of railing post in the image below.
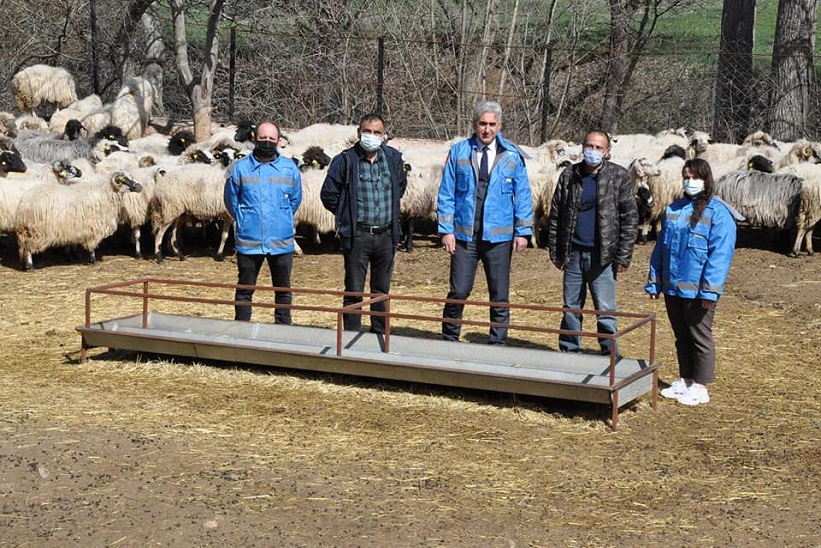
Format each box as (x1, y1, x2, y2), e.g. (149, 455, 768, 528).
(142, 280, 149, 329)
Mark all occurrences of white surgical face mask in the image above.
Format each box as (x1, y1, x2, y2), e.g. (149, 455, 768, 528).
(359, 133, 383, 152)
(683, 178, 705, 197)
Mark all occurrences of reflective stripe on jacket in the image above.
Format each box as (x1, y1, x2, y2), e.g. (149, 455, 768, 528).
(645, 196, 736, 301)
(437, 133, 533, 242)
(224, 152, 302, 255)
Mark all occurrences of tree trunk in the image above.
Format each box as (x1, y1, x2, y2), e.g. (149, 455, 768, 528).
(170, 0, 224, 141)
(600, 0, 632, 134)
(713, 0, 756, 143)
(767, 0, 818, 141)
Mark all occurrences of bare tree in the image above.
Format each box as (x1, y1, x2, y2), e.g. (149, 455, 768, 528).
(600, 0, 691, 134)
(767, 0, 818, 140)
(170, 0, 225, 141)
(713, 0, 756, 143)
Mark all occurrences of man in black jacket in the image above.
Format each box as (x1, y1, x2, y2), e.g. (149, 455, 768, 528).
(547, 130, 638, 355)
(320, 113, 407, 334)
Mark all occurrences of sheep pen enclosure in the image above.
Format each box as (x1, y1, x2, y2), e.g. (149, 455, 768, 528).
(0, 238, 818, 545)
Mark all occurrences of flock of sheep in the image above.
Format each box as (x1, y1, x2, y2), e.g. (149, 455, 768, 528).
(0, 64, 819, 272)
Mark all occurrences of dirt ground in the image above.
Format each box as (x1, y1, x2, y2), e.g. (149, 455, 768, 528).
(0, 230, 819, 547)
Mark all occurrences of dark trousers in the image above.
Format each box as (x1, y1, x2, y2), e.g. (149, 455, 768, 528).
(342, 230, 396, 333)
(664, 295, 717, 384)
(442, 239, 513, 344)
(235, 252, 293, 324)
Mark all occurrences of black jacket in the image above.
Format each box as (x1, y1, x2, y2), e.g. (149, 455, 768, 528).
(320, 143, 408, 251)
(547, 160, 638, 267)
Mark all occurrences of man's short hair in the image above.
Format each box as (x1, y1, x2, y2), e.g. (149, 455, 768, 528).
(359, 113, 385, 128)
(256, 120, 280, 140)
(585, 129, 611, 147)
(473, 101, 503, 124)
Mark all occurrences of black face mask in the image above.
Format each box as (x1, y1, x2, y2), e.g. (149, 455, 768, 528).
(254, 140, 278, 161)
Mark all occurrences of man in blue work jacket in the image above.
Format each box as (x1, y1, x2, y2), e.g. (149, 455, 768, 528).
(224, 121, 302, 324)
(437, 101, 533, 345)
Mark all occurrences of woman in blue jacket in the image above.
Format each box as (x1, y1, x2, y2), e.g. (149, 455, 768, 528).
(645, 158, 736, 406)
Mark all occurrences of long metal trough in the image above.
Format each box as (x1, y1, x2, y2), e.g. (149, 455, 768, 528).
(76, 278, 660, 429)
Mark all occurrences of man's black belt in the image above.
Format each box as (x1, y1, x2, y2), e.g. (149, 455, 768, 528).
(356, 223, 391, 235)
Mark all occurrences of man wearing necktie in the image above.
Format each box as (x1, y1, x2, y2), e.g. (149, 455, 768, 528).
(437, 101, 533, 345)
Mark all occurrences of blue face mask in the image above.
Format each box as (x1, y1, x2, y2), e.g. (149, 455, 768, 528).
(583, 149, 605, 167)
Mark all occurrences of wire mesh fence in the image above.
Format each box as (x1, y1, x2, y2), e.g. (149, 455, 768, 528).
(0, 12, 818, 146)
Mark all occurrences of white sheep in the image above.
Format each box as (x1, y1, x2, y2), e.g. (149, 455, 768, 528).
(628, 155, 685, 243)
(110, 77, 157, 140)
(117, 165, 161, 258)
(777, 162, 821, 256)
(279, 123, 358, 158)
(48, 94, 104, 135)
(774, 140, 821, 170)
(11, 64, 78, 115)
(150, 163, 233, 262)
(14, 171, 143, 269)
(293, 166, 336, 253)
(0, 112, 17, 138)
(398, 162, 440, 252)
(15, 114, 49, 132)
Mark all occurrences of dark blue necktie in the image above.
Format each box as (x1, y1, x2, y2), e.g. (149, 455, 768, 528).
(479, 146, 489, 183)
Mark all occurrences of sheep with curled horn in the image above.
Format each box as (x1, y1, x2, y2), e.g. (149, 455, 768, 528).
(11, 64, 78, 116)
(775, 140, 821, 170)
(14, 171, 142, 270)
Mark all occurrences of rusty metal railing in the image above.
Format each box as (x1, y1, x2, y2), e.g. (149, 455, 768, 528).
(81, 278, 659, 427)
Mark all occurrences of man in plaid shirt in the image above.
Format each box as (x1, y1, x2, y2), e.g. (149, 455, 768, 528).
(321, 113, 407, 333)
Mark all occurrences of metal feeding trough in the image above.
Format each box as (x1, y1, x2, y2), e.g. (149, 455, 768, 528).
(76, 279, 660, 429)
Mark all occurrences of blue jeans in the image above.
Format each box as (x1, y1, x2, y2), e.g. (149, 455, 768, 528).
(559, 248, 618, 354)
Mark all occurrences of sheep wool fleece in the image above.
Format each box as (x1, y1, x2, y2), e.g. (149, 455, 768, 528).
(224, 152, 302, 255)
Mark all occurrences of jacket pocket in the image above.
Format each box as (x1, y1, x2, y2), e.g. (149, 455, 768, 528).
(687, 232, 708, 262)
(500, 176, 514, 195)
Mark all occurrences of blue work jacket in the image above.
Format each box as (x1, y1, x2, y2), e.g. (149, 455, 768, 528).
(224, 152, 302, 255)
(437, 133, 533, 242)
(645, 196, 736, 301)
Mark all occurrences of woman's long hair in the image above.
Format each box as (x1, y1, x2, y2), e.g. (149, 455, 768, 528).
(682, 158, 714, 228)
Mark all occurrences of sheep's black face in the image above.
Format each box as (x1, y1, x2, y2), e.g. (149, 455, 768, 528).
(64, 119, 84, 141)
(112, 173, 143, 193)
(168, 130, 196, 156)
(0, 151, 27, 173)
(234, 121, 256, 143)
(300, 146, 331, 170)
(747, 155, 774, 173)
(189, 150, 215, 164)
(94, 125, 128, 148)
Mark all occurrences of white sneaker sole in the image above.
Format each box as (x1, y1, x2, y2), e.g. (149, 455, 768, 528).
(677, 394, 709, 406)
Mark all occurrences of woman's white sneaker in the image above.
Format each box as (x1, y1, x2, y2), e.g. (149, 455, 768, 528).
(660, 378, 688, 399)
(677, 383, 710, 406)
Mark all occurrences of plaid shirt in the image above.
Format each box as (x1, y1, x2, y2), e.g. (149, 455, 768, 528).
(356, 149, 392, 227)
